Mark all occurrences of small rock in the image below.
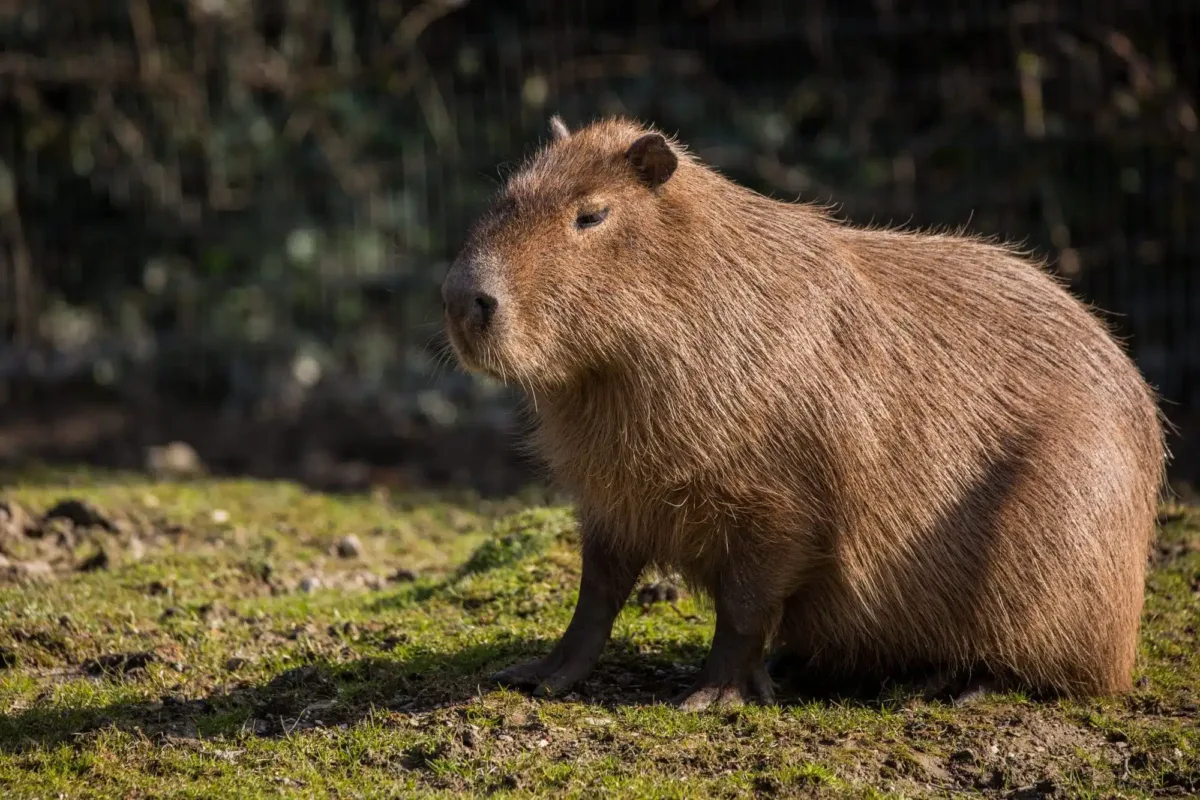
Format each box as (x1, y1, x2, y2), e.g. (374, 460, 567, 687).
(225, 656, 249, 673)
(43, 499, 117, 532)
(356, 572, 384, 591)
(127, 537, 147, 561)
(145, 441, 205, 479)
(335, 535, 362, 558)
(950, 748, 978, 764)
(298, 576, 321, 593)
(389, 568, 417, 583)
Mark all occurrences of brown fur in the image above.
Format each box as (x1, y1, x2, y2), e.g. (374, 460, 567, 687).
(442, 115, 1167, 704)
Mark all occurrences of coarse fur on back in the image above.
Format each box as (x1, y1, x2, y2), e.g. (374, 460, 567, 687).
(442, 114, 1168, 700)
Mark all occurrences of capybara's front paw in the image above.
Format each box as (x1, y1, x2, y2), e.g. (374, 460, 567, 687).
(490, 659, 550, 689)
(491, 651, 599, 698)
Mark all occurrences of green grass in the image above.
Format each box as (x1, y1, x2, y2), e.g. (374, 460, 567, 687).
(1, 467, 1197, 798)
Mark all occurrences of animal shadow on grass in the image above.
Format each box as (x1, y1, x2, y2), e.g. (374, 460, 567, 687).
(0, 637, 718, 754)
(0, 629, 959, 756)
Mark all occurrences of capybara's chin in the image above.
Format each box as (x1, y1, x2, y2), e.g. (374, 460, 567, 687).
(443, 113, 1167, 711)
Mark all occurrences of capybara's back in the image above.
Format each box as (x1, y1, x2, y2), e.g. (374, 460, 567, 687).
(442, 116, 1167, 708)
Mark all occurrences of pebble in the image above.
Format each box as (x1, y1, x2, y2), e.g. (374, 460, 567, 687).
(335, 535, 362, 558)
(298, 575, 321, 593)
(128, 537, 147, 561)
(145, 441, 205, 478)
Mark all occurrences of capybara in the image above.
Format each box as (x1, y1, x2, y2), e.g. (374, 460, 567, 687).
(440, 115, 1167, 711)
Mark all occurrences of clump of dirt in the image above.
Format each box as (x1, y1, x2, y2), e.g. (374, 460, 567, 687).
(82, 651, 159, 677)
(0, 497, 155, 584)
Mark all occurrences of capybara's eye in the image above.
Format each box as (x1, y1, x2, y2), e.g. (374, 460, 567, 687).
(575, 208, 610, 229)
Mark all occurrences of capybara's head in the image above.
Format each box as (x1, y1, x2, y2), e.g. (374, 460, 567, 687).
(441, 116, 687, 388)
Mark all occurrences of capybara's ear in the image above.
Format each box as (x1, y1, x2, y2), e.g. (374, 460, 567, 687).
(549, 115, 571, 141)
(626, 133, 678, 189)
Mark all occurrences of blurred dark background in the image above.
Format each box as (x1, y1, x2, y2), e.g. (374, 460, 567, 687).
(1, 0, 1197, 496)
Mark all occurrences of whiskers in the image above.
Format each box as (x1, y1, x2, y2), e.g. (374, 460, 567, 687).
(418, 316, 540, 411)
(420, 325, 460, 382)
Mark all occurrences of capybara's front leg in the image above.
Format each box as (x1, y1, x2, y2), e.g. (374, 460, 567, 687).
(672, 567, 783, 712)
(491, 530, 643, 698)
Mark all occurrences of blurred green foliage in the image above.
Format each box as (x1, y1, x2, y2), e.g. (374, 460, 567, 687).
(0, 0, 1196, 429)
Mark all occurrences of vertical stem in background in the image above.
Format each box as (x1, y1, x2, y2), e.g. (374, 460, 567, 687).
(0, 158, 35, 346)
(1013, 21, 1079, 281)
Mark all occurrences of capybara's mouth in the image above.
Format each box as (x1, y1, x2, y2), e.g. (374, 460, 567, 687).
(444, 318, 507, 381)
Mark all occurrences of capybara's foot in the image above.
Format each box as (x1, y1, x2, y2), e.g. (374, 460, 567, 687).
(672, 662, 776, 712)
(491, 648, 602, 698)
(490, 659, 547, 689)
(918, 670, 1002, 706)
(672, 683, 747, 711)
(950, 678, 1001, 706)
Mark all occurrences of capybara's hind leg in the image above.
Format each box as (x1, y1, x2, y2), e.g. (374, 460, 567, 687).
(672, 560, 785, 712)
(672, 625, 776, 711)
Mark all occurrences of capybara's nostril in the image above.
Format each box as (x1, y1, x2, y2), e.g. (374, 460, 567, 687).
(474, 293, 498, 329)
(442, 282, 498, 332)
